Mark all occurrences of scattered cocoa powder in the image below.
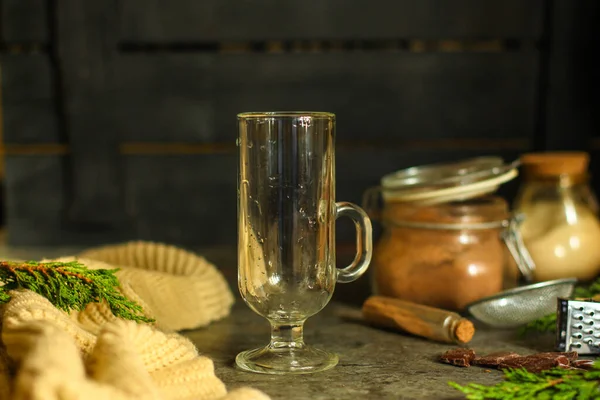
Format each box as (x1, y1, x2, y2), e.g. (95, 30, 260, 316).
(373, 197, 511, 311)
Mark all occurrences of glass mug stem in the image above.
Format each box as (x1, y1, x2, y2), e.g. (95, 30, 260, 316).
(269, 322, 305, 349)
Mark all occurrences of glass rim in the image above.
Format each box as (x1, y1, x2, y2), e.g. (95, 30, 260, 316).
(237, 111, 335, 119)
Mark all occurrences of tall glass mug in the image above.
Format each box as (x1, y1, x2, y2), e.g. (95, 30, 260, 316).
(237, 112, 373, 374)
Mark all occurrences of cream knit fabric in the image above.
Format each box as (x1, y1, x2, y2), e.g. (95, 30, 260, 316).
(79, 241, 235, 332)
(0, 242, 270, 400)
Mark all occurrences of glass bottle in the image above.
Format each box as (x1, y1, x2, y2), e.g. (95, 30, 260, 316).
(514, 152, 600, 282)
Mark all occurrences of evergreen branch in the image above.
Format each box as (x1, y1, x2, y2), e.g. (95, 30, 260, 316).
(574, 278, 600, 299)
(519, 313, 557, 336)
(450, 360, 600, 399)
(520, 277, 600, 336)
(0, 260, 154, 323)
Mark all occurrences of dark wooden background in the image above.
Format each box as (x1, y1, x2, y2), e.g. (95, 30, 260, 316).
(0, 0, 599, 247)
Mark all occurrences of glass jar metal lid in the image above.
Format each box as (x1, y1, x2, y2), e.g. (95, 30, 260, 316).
(379, 156, 520, 205)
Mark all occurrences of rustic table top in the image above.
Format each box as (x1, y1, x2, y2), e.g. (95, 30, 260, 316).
(0, 244, 555, 399)
(184, 301, 554, 400)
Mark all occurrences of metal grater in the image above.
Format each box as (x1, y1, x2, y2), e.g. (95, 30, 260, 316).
(557, 298, 600, 355)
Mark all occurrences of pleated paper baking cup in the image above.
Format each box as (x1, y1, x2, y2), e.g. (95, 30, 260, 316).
(79, 241, 235, 331)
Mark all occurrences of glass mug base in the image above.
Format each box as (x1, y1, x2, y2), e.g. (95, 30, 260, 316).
(235, 345, 339, 375)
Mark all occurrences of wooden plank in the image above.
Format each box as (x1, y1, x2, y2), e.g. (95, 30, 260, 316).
(123, 154, 237, 245)
(1, 0, 49, 42)
(3, 155, 132, 246)
(542, 0, 600, 150)
(0, 138, 527, 156)
(122, 149, 523, 246)
(56, 1, 127, 227)
(4, 148, 525, 246)
(1, 144, 68, 155)
(4, 155, 65, 245)
(119, 0, 544, 42)
(112, 52, 538, 143)
(0, 55, 61, 143)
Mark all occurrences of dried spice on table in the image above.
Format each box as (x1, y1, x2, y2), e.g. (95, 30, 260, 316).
(444, 348, 600, 398)
(440, 348, 477, 367)
(472, 351, 520, 368)
(441, 349, 581, 373)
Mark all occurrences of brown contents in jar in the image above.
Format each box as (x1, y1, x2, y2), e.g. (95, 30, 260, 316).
(373, 197, 509, 311)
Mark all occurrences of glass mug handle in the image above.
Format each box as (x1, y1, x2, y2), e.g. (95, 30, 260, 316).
(335, 202, 373, 283)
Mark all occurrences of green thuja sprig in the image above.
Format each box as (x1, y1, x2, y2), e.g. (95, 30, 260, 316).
(0, 260, 154, 323)
(519, 313, 557, 336)
(520, 277, 600, 336)
(450, 360, 600, 399)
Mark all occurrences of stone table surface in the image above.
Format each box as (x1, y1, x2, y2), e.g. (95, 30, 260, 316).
(0, 244, 556, 400)
(183, 301, 554, 400)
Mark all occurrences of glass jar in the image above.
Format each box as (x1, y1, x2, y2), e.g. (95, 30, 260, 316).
(372, 196, 517, 311)
(514, 152, 600, 282)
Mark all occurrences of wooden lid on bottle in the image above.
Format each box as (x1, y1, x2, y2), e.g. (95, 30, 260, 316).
(520, 152, 589, 178)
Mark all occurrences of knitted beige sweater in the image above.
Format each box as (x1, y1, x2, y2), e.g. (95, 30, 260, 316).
(0, 242, 270, 400)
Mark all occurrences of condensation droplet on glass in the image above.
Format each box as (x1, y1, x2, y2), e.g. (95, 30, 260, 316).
(248, 141, 253, 148)
(260, 145, 266, 151)
(299, 116, 312, 128)
(235, 137, 240, 146)
(318, 199, 327, 223)
(254, 199, 262, 215)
